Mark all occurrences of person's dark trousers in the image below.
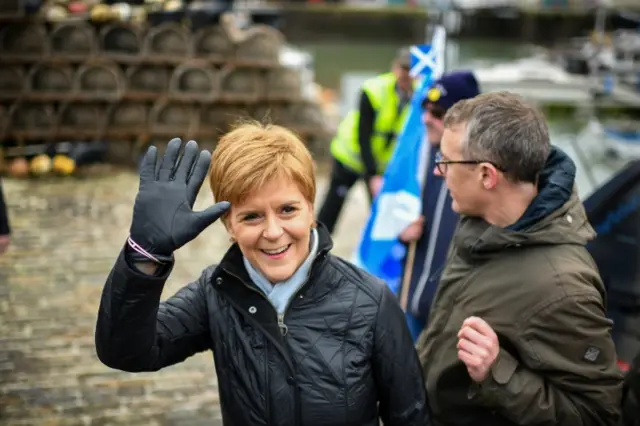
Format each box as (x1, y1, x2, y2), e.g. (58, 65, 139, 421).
(317, 159, 374, 235)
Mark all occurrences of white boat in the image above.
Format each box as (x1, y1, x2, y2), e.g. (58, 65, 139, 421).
(473, 57, 596, 105)
(601, 120, 640, 159)
(584, 119, 640, 159)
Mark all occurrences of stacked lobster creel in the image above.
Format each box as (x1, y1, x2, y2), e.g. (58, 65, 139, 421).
(0, 8, 330, 178)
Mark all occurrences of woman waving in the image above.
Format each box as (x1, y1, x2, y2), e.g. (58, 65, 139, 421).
(95, 122, 430, 426)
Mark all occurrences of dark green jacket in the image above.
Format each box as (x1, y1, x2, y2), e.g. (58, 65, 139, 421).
(417, 147, 624, 426)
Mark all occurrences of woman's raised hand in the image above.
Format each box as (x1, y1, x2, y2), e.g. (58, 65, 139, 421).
(129, 138, 230, 258)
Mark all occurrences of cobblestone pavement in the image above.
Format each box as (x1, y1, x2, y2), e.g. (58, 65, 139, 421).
(0, 168, 370, 425)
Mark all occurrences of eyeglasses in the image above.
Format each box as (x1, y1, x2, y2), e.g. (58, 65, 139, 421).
(434, 151, 504, 175)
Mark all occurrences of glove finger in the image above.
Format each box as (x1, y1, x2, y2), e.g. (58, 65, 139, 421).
(186, 150, 212, 206)
(139, 145, 158, 185)
(157, 138, 182, 181)
(193, 201, 231, 234)
(174, 140, 199, 184)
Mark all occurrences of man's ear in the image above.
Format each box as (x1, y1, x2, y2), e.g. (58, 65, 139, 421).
(480, 164, 499, 190)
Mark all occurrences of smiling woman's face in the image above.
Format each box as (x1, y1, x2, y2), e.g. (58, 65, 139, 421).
(227, 176, 314, 283)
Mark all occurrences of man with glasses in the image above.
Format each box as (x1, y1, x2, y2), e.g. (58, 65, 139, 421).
(399, 70, 480, 341)
(416, 91, 623, 425)
(318, 48, 415, 234)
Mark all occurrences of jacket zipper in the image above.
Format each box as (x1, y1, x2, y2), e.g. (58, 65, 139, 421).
(221, 252, 326, 426)
(276, 266, 313, 337)
(277, 313, 288, 336)
(224, 268, 314, 337)
(221, 269, 296, 425)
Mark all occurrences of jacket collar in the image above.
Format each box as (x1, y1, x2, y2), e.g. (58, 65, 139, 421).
(508, 145, 576, 232)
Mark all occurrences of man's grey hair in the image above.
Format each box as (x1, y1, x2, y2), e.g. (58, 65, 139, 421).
(443, 91, 550, 184)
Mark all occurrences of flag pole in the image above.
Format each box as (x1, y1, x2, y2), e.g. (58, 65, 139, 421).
(399, 24, 446, 313)
(399, 241, 417, 311)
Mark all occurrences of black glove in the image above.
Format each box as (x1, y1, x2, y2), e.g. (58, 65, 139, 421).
(128, 138, 230, 260)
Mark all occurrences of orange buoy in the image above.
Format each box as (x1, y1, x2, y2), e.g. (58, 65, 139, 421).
(8, 157, 30, 178)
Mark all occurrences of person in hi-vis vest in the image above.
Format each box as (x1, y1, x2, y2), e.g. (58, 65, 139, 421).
(317, 48, 415, 235)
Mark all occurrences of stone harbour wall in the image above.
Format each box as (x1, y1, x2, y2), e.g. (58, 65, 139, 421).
(0, 169, 369, 425)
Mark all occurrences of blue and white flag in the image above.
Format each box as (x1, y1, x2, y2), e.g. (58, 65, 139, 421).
(352, 27, 446, 295)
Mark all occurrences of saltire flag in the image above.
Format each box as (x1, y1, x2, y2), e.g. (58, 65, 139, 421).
(352, 26, 446, 295)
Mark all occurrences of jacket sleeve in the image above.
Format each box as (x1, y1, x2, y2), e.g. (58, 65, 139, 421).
(95, 248, 213, 372)
(373, 284, 432, 426)
(472, 292, 624, 426)
(357, 90, 378, 181)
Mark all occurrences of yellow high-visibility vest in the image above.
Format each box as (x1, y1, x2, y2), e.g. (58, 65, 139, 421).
(330, 72, 410, 174)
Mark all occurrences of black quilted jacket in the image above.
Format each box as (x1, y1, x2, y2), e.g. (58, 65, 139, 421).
(95, 226, 431, 426)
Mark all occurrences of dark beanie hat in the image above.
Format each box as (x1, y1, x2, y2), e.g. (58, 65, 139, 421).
(422, 70, 480, 111)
